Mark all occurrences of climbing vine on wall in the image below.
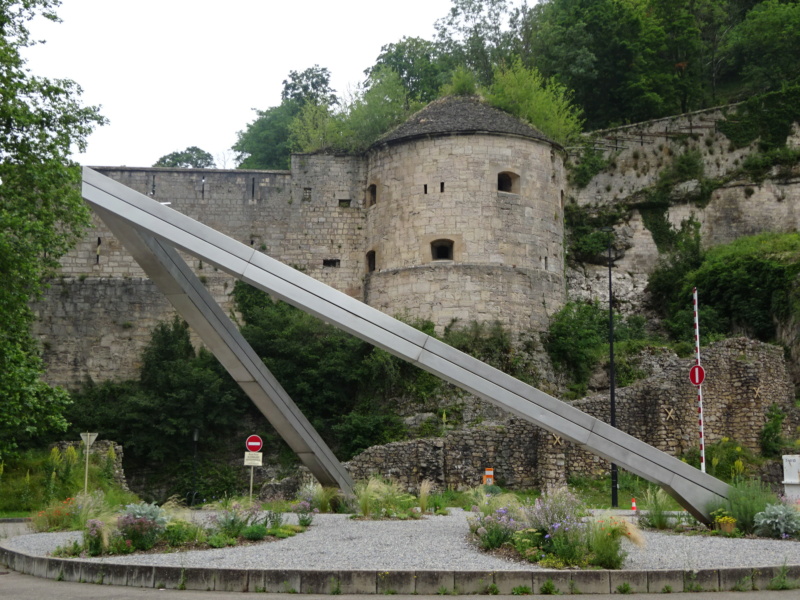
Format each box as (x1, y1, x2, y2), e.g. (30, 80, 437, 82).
(718, 86, 800, 151)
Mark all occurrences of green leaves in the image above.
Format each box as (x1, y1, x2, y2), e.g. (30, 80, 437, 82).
(153, 146, 215, 168)
(0, 0, 104, 461)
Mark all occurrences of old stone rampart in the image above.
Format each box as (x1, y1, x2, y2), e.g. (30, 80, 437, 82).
(346, 338, 798, 491)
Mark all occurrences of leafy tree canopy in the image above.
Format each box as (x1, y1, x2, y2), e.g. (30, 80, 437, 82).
(485, 58, 584, 145)
(153, 146, 215, 168)
(368, 36, 456, 103)
(281, 65, 337, 106)
(68, 317, 250, 465)
(0, 0, 105, 462)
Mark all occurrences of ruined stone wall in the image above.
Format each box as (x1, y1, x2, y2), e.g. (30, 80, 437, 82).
(347, 338, 799, 490)
(345, 421, 539, 492)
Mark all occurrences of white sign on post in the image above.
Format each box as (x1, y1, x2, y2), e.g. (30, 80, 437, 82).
(244, 452, 263, 466)
(80, 432, 98, 447)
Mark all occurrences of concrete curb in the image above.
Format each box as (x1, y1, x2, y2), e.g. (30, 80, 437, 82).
(2, 543, 799, 594)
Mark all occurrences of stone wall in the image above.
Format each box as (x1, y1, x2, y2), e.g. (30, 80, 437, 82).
(345, 420, 539, 492)
(364, 133, 565, 332)
(51, 440, 128, 492)
(346, 338, 799, 491)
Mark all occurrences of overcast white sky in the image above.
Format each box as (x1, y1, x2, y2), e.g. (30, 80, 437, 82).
(23, 0, 457, 168)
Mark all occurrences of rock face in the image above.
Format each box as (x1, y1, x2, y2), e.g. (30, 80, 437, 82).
(345, 338, 798, 491)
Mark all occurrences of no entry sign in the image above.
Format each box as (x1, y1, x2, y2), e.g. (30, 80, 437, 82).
(689, 365, 706, 386)
(245, 435, 263, 452)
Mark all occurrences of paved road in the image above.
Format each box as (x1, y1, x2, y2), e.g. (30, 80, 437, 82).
(3, 569, 800, 600)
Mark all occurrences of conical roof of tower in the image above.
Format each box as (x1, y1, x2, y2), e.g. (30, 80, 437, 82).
(373, 95, 554, 148)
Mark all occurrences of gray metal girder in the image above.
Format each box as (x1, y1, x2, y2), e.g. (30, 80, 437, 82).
(81, 167, 730, 522)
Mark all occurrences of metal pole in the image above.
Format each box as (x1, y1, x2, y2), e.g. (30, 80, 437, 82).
(693, 288, 707, 473)
(607, 231, 618, 508)
(249, 466, 254, 502)
(84, 441, 90, 496)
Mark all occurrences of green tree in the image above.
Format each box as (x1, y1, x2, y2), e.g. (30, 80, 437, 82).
(69, 317, 249, 464)
(727, 0, 800, 92)
(517, 0, 673, 128)
(289, 68, 420, 154)
(368, 36, 455, 103)
(0, 0, 105, 461)
(484, 58, 584, 145)
(233, 101, 299, 169)
(434, 0, 516, 86)
(233, 65, 336, 169)
(281, 65, 337, 106)
(153, 146, 215, 168)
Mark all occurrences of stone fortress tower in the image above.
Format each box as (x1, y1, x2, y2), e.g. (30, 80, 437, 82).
(38, 96, 568, 387)
(364, 96, 566, 332)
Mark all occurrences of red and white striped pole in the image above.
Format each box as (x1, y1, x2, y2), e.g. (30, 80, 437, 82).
(693, 287, 706, 473)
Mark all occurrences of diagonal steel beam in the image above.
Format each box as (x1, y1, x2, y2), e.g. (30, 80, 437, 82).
(91, 204, 354, 493)
(82, 167, 730, 522)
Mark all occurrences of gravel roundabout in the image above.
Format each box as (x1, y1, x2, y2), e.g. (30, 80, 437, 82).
(4, 509, 799, 572)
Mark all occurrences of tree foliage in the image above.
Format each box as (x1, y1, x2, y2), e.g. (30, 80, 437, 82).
(289, 68, 421, 154)
(153, 146, 215, 168)
(368, 37, 455, 103)
(68, 317, 250, 465)
(0, 0, 105, 461)
(485, 59, 583, 145)
(650, 232, 800, 342)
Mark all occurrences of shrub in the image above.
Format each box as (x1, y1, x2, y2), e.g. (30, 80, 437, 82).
(207, 532, 235, 548)
(291, 500, 317, 527)
(243, 523, 268, 541)
(164, 520, 198, 546)
(586, 516, 637, 569)
(214, 503, 258, 538)
(708, 479, 777, 534)
(122, 501, 167, 527)
(107, 531, 135, 554)
(83, 519, 106, 556)
(760, 404, 787, 458)
(639, 487, 672, 530)
(117, 514, 162, 551)
(469, 507, 520, 550)
(754, 504, 800, 538)
(31, 497, 77, 532)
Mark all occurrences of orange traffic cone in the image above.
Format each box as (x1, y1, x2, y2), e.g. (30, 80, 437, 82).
(631, 498, 637, 512)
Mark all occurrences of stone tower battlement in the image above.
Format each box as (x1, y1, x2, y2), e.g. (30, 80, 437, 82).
(39, 97, 567, 387)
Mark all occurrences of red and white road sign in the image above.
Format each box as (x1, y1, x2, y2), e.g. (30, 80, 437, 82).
(689, 365, 706, 386)
(245, 435, 263, 452)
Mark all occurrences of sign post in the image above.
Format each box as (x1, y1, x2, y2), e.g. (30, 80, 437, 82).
(692, 288, 707, 473)
(80, 432, 98, 495)
(245, 435, 263, 501)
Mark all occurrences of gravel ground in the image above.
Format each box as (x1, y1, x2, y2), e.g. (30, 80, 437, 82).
(3, 509, 799, 571)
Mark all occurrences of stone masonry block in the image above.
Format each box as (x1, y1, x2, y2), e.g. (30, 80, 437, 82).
(453, 570, 496, 594)
(215, 568, 248, 592)
(685, 569, 719, 592)
(299, 570, 339, 594)
(377, 570, 416, 595)
(263, 569, 301, 593)
(415, 570, 454, 594)
(647, 569, 684, 593)
(338, 570, 376, 594)
(609, 570, 648, 594)
(494, 570, 533, 595)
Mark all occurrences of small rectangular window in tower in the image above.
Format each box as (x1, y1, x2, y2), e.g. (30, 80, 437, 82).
(366, 251, 376, 273)
(338, 199, 351, 207)
(440, 182, 445, 193)
(367, 184, 377, 206)
(302, 187, 312, 201)
(323, 259, 340, 268)
(424, 184, 428, 194)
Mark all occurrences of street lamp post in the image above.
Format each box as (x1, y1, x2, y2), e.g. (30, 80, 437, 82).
(601, 227, 619, 509)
